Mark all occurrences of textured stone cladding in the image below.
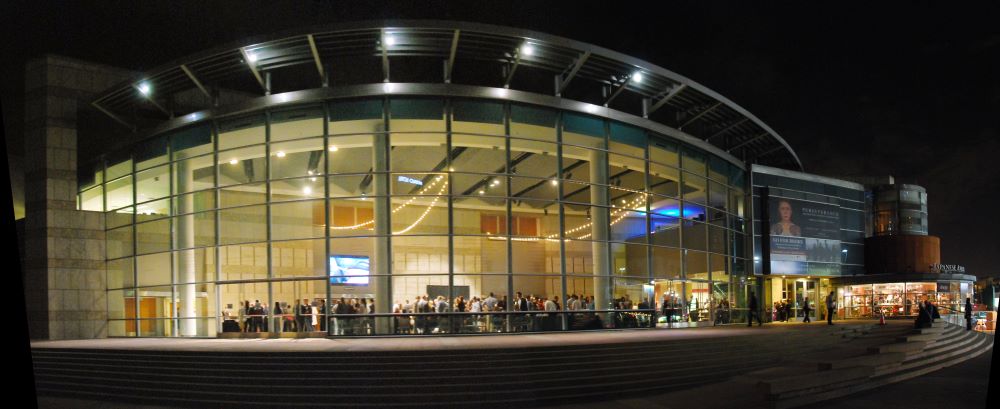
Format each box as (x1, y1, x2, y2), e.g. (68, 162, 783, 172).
(22, 55, 131, 340)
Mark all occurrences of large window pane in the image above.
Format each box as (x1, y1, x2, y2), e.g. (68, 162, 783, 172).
(219, 205, 267, 245)
(271, 239, 325, 278)
(220, 183, 266, 208)
(136, 219, 170, 255)
(105, 158, 132, 182)
(509, 138, 558, 178)
(327, 134, 374, 174)
(218, 115, 265, 150)
(390, 133, 447, 172)
(137, 253, 171, 287)
(562, 113, 605, 149)
(686, 249, 709, 281)
(453, 236, 507, 275)
(682, 220, 707, 251)
(106, 176, 133, 210)
(452, 197, 507, 235)
(271, 177, 324, 202)
(391, 196, 448, 235)
(107, 225, 133, 259)
(219, 243, 268, 281)
(451, 134, 506, 174)
(392, 236, 449, 275)
(107, 258, 134, 289)
(609, 122, 646, 158)
(171, 124, 213, 161)
(611, 242, 648, 278)
(173, 155, 215, 194)
(648, 162, 680, 198)
(389, 98, 445, 132)
(681, 146, 707, 176)
(271, 200, 325, 240)
(271, 106, 324, 142)
(708, 181, 727, 211)
(218, 145, 266, 186)
(173, 248, 215, 284)
(510, 104, 556, 142)
(137, 286, 173, 337)
(682, 172, 707, 205)
(329, 99, 384, 135)
(79, 186, 104, 212)
(271, 138, 324, 180)
(136, 165, 170, 204)
(511, 176, 560, 202)
(650, 212, 680, 248)
(328, 198, 376, 237)
(652, 246, 681, 279)
(452, 100, 504, 135)
(172, 190, 216, 215)
(135, 135, 168, 171)
(610, 209, 647, 243)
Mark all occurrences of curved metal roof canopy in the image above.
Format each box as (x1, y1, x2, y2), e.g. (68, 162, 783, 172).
(92, 20, 802, 170)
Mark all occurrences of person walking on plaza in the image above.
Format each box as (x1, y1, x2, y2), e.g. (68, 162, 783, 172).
(747, 291, 762, 327)
(825, 291, 837, 325)
(964, 298, 973, 331)
(802, 297, 811, 323)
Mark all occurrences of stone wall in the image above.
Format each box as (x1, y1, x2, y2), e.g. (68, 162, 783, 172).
(23, 55, 132, 340)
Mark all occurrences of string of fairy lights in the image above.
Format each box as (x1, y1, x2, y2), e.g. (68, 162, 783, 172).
(329, 173, 649, 240)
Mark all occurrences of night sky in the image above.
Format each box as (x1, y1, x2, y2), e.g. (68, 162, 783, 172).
(3, 1, 998, 277)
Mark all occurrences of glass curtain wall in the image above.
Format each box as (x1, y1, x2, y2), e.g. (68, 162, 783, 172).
(87, 97, 750, 337)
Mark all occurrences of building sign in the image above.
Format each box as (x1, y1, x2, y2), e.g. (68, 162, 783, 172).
(397, 176, 424, 186)
(930, 263, 965, 274)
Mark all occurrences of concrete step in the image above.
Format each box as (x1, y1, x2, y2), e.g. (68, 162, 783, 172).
(817, 352, 904, 371)
(759, 365, 873, 401)
(896, 332, 942, 342)
(867, 340, 927, 354)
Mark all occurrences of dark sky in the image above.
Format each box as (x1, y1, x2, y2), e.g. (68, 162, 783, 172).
(3, 1, 998, 276)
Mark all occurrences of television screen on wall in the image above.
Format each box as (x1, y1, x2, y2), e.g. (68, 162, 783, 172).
(329, 255, 370, 285)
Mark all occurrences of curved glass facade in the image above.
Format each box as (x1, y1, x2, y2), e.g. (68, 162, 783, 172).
(78, 97, 749, 337)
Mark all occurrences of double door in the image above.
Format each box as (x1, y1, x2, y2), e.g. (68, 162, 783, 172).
(784, 279, 817, 320)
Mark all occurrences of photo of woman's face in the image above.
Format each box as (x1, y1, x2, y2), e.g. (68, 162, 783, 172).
(779, 201, 792, 221)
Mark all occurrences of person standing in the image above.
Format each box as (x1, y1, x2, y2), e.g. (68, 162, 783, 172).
(825, 291, 837, 325)
(747, 291, 762, 327)
(964, 298, 973, 331)
(802, 297, 811, 323)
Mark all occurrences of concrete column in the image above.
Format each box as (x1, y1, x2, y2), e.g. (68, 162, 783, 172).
(371, 133, 392, 334)
(590, 150, 610, 317)
(175, 160, 196, 336)
(22, 55, 132, 340)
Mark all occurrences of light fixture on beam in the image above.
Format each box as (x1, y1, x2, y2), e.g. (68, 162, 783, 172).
(137, 81, 151, 96)
(521, 43, 534, 56)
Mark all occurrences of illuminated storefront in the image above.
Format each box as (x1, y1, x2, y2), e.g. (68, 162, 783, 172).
(834, 273, 975, 318)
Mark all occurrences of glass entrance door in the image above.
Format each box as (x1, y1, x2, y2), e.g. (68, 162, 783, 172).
(795, 280, 816, 321)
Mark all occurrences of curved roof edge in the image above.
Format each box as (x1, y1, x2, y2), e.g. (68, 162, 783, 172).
(93, 19, 802, 170)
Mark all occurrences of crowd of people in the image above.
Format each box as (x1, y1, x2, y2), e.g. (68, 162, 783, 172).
(221, 292, 661, 334)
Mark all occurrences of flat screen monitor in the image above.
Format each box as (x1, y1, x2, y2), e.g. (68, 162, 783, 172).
(329, 255, 369, 285)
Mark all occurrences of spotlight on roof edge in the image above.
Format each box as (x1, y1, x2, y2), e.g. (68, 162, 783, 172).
(137, 82, 151, 96)
(521, 43, 534, 56)
(384, 34, 396, 46)
(246, 52, 258, 63)
(632, 72, 644, 83)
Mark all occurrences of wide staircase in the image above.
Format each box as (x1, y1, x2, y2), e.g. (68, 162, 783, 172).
(754, 319, 994, 409)
(31, 321, 988, 408)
